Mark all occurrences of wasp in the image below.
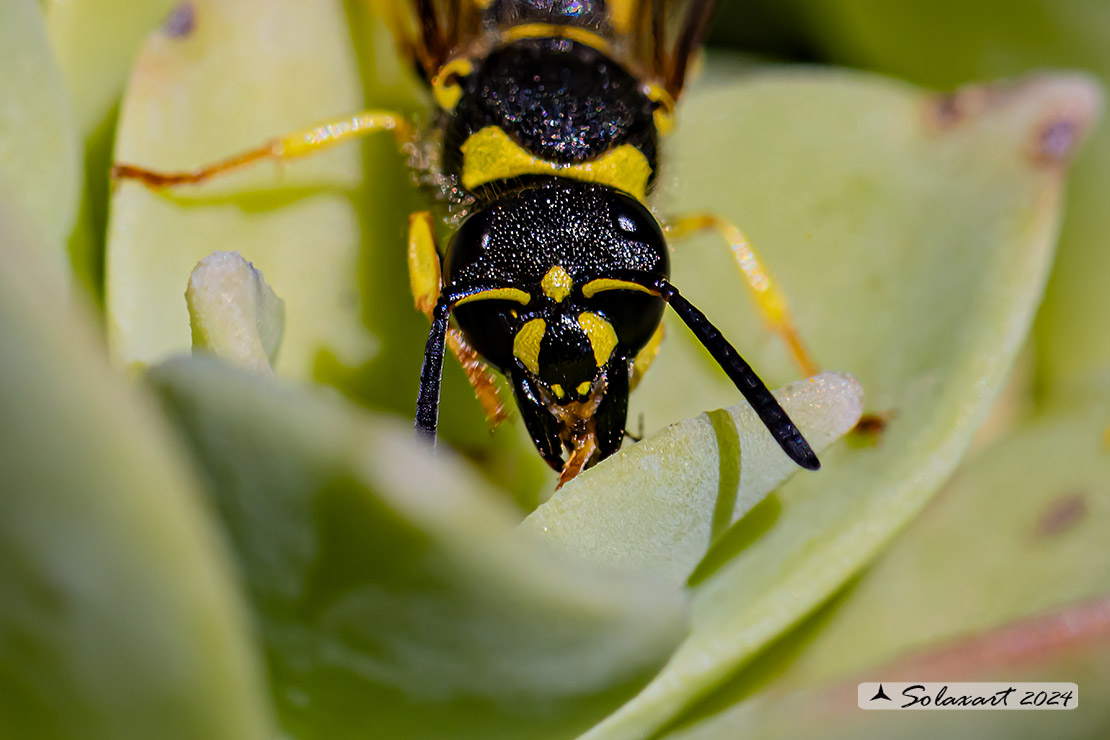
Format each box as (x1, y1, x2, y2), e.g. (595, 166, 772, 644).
(113, 0, 821, 486)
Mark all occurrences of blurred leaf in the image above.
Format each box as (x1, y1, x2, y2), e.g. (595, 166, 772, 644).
(524, 372, 863, 585)
(187, 251, 285, 372)
(782, 0, 1110, 406)
(0, 0, 79, 273)
(763, 400, 1110, 688)
(664, 597, 1110, 740)
(44, 0, 177, 138)
(0, 206, 272, 739)
(583, 65, 1093, 740)
(147, 356, 688, 740)
(44, 0, 179, 298)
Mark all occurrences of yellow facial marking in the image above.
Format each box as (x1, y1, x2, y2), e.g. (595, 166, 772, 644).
(501, 23, 612, 56)
(578, 312, 618, 368)
(581, 278, 658, 299)
(551, 384, 565, 399)
(432, 58, 474, 111)
(460, 126, 652, 203)
(541, 266, 573, 302)
(576, 381, 592, 397)
(453, 287, 531, 308)
(513, 318, 546, 375)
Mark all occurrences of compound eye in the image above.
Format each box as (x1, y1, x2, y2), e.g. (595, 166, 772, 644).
(445, 208, 494, 283)
(611, 194, 651, 238)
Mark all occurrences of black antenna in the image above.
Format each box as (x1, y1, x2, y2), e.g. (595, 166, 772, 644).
(415, 296, 451, 442)
(657, 279, 819, 470)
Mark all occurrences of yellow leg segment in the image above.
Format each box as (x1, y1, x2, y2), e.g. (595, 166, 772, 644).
(664, 213, 820, 377)
(112, 110, 414, 188)
(408, 211, 508, 428)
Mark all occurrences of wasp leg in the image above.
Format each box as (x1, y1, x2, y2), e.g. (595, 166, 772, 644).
(407, 211, 508, 428)
(664, 212, 819, 378)
(111, 110, 415, 189)
(630, 323, 665, 390)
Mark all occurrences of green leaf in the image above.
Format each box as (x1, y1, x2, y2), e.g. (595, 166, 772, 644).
(44, 0, 178, 138)
(740, 400, 1110, 691)
(147, 356, 688, 740)
(0, 206, 272, 739)
(187, 251, 285, 372)
(0, 0, 79, 272)
(664, 597, 1110, 740)
(105, 0, 547, 504)
(44, 0, 179, 297)
(524, 372, 863, 585)
(781, 0, 1110, 406)
(107, 0, 376, 379)
(580, 65, 1093, 740)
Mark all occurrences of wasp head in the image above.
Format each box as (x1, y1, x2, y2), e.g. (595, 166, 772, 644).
(444, 178, 669, 482)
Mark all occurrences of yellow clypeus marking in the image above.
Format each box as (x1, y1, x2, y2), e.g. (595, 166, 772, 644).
(576, 381, 592, 397)
(551, 384, 565, 399)
(501, 23, 613, 56)
(453, 287, 532, 308)
(541, 266, 573, 302)
(578, 312, 618, 368)
(460, 126, 652, 203)
(432, 58, 474, 111)
(581, 278, 658, 299)
(513, 318, 546, 375)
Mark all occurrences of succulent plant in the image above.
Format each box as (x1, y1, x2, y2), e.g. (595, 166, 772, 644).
(2, 0, 1107, 738)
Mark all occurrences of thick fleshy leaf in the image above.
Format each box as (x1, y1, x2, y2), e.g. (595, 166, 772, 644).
(187, 251, 285, 372)
(0, 206, 272, 738)
(147, 356, 687, 740)
(107, 0, 373, 378)
(0, 0, 79, 271)
(737, 400, 1110, 690)
(44, 0, 179, 296)
(524, 372, 862, 584)
(664, 598, 1110, 740)
(781, 0, 1110, 405)
(106, 0, 548, 505)
(581, 67, 1094, 740)
(44, 0, 178, 138)
(679, 396, 1110, 723)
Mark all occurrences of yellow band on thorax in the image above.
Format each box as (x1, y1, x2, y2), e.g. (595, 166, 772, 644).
(500, 23, 613, 56)
(460, 126, 651, 203)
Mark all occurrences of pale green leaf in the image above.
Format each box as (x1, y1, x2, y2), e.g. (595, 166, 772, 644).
(524, 372, 863, 585)
(0, 0, 79, 270)
(581, 66, 1094, 740)
(665, 598, 1110, 740)
(0, 205, 272, 739)
(147, 356, 688, 740)
(107, 0, 374, 378)
(44, 0, 178, 139)
(187, 251, 285, 372)
(749, 401, 1110, 690)
(783, 0, 1110, 406)
(105, 0, 547, 504)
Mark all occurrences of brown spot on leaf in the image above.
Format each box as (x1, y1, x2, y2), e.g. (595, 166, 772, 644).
(163, 2, 195, 38)
(1035, 490, 1088, 538)
(850, 410, 896, 446)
